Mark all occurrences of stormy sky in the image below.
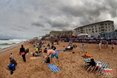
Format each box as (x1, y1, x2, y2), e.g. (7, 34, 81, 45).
(0, 0, 117, 39)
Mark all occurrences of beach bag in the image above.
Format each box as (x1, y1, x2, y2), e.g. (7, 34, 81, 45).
(21, 52, 25, 55)
(45, 57, 50, 63)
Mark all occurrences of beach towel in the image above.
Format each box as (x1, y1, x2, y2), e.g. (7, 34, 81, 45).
(48, 64, 60, 72)
(82, 53, 93, 58)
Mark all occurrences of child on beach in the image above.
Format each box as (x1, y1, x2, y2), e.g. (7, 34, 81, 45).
(19, 45, 26, 62)
(8, 54, 17, 75)
(9, 53, 13, 59)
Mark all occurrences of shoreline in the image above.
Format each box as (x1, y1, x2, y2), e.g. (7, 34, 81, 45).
(0, 41, 27, 54)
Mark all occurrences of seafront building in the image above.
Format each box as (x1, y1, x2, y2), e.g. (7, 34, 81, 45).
(100, 31, 117, 39)
(74, 20, 115, 38)
(49, 30, 73, 37)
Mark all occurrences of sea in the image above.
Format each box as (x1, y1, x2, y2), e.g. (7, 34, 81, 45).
(0, 39, 27, 49)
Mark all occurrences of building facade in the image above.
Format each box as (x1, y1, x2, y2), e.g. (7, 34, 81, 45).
(49, 30, 73, 37)
(74, 20, 115, 37)
(100, 31, 117, 39)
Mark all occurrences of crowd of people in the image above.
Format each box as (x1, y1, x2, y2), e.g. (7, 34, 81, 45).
(7, 38, 115, 77)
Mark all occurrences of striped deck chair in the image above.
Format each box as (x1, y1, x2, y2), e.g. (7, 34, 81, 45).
(101, 68, 115, 78)
(96, 61, 109, 73)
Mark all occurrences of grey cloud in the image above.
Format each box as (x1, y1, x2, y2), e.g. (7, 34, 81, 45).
(0, 0, 117, 39)
(32, 22, 45, 27)
(46, 17, 72, 30)
(42, 28, 51, 32)
(60, 0, 117, 25)
(48, 20, 68, 28)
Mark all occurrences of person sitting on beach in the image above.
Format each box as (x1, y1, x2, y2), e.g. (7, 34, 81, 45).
(64, 45, 73, 51)
(51, 45, 56, 50)
(86, 58, 96, 72)
(19, 45, 26, 62)
(55, 39, 59, 45)
(47, 43, 50, 49)
(33, 49, 42, 57)
(44, 48, 47, 53)
(8, 57, 17, 75)
(68, 40, 73, 46)
(73, 44, 77, 48)
(35, 47, 39, 53)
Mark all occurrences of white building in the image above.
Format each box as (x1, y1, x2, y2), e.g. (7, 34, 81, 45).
(74, 20, 115, 37)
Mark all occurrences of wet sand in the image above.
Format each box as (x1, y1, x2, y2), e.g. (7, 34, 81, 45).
(0, 41, 117, 78)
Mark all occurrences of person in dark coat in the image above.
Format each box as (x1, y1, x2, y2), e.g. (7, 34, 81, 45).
(19, 45, 26, 62)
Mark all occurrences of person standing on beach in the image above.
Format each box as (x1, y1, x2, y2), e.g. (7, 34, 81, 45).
(111, 43, 114, 53)
(105, 40, 108, 48)
(8, 53, 17, 75)
(98, 41, 102, 50)
(46, 49, 59, 64)
(19, 45, 26, 62)
(9, 53, 14, 59)
(81, 43, 86, 52)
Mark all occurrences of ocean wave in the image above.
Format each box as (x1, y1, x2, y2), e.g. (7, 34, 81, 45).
(0, 39, 27, 49)
(0, 43, 15, 45)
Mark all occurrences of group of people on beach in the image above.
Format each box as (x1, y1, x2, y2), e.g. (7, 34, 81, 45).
(8, 44, 29, 74)
(98, 40, 115, 52)
(7, 38, 115, 76)
(7, 39, 61, 74)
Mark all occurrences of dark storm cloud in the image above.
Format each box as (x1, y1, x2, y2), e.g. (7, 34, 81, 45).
(32, 22, 45, 27)
(0, 0, 117, 39)
(105, 0, 117, 17)
(47, 20, 68, 28)
(60, 0, 117, 25)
